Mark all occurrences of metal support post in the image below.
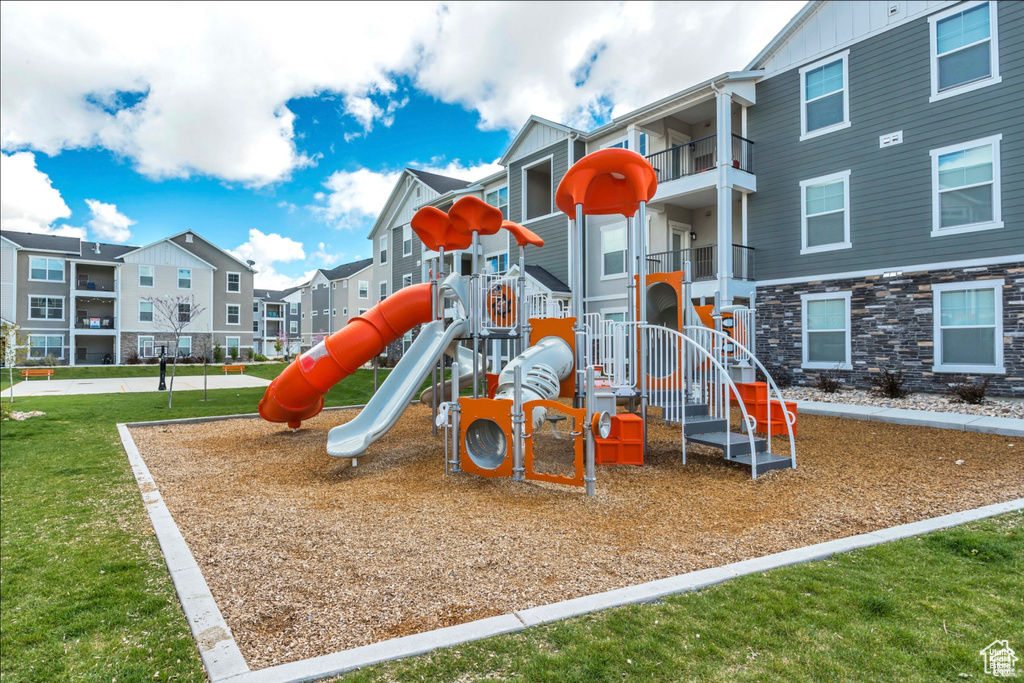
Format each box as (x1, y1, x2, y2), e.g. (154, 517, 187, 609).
(637, 201, 649, 448)
(572, 204, 586, 408)
(683, 259, 693, 402)
(584, 366, 596, 497)
(449, 361, 461, 473)
(373, 355, 379, 393)
(471, 232, 480, 398)
(517, 245, 528, 357)
(512, 364, 525, 482)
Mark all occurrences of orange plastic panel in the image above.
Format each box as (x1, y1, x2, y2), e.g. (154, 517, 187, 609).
(523, 399, 585, 487)
(459, 398, 514, 478)
(258, 283, 432, 428)
(485, 283, 517, 328)
(449, 196, 503, 236)
(501, 220, 544, 248)
(486, 373, 499, 399)
(555, 148, 658, 218)
(529, 317, 576, 398)
(411, 206, 473, 252)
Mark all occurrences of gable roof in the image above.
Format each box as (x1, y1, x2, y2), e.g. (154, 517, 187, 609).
(526, 265, 570, 293)
(744, 1, 818, 71)
(1, 229, 83, 255)
(321, 257, 373, 282)
(164, 230, 256, 272)
(76, 241, 138, 263)
(499, 115, 584, 166)
(407, 168, 472, 195)
(121, 237, 219, 270)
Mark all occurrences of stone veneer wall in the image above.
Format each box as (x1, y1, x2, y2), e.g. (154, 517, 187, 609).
(120, 332, 216, 362)
(755, 262, 1024, 397)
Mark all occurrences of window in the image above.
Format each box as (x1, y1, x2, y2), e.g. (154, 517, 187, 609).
(485, 253, 508, 274)
(332, 282, 336, 290)
(225, 272, 240, 293)
(601, 224, 627, 278)
(289, 302, 298, 315)
(801, 292, 852, 370)
(184, 232, 194, 243)
(253, 301, 260, 312)
(289, 321, 298, 334)
(603, 309, 627, 323)
(331, 309, 336, 317)
(379, 234, 388, 264)
(139, 336, 155, 358)
(358, 280, 369, 299)
(225, 337, 240, 357)
(379, 281, 387, 300)
(342, 307, 348, 316)
(311, 310, 317, 317)
(358, 308, 368, 316)
(522, 157, 553, 221)
(177, 302, 191, 323)
(301, 312, 306, 319)
(29, 335, 63, 359)
(801, 170, 851, 254)
(226, 304, 240, 325)
(139, 301, 154, 323)
(29, 296, 63, 320)
(177, 336, 192, 357)
(139, 265, 154, 287)
(638, 132, 648, 157)
(403, 224, 413, 256)
(402, 330, 413, 354)
(342, 281, 348, 289)
(800, 51, 849, 140)
(178, 268, 191, 289)
(253, 321, 259, 332)
(322, 308, 329, 315)
(485, 186, 509, 220)
(29, 257, 64, 282)
(402, 273, 412, 288)
(930, 135, 1002, 236)
(930, 1, 1000, 101)
(933, 279, 1003, 373)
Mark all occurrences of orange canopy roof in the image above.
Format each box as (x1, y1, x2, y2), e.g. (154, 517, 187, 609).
(555, 148, 658, 218)
(501, 220, 544, 248)
(410, 206, 472, 252)
(448, 196, 503, 236)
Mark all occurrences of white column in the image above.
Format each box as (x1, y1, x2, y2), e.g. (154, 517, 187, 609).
(114, 265, 121, 363)
(716, 89, 734, 308)
(69, 261, 76, 366)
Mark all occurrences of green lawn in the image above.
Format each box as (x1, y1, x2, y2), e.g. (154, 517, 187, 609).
(1, 375, 1021, 682)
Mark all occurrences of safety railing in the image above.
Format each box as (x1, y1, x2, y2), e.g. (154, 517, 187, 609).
(644, 134, 755, 184)
(526, 291, 570, 319)
(75, 275, 116, 292)
(74, 316, 116, 330)
(479, 273, 519, 331)
(645, 244, 754, 280)
(729, 308, 755, 364)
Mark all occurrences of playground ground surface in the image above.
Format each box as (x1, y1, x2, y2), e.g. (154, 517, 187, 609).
(129, 404, 1024, 669)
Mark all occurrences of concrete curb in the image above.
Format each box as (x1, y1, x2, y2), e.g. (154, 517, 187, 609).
(795, 400, 1024, 437)
(118, 417, 1024, 682)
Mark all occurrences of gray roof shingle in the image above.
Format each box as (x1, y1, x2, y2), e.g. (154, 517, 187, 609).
(1, 229, 83, 255)
(526, 265, 570, 293)
(408, 168, 473, 195)
(321, 257, 373, 282)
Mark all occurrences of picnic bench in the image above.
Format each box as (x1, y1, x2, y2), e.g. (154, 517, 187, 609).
(21, 368, 54, 380)
(222, 364, 246, 375)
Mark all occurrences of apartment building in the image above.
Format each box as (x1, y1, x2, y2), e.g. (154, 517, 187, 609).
(1, 229, 256, 364)
(356, 0, 1021, 396)
(253, 286, 302, 357)
(298, 257, 373, 349)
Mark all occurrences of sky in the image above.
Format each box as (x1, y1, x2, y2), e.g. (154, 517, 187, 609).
(1, 1, 804, 289)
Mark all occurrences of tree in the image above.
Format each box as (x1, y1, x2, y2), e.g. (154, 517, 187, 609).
(274, 331, 285, 356)
(1, 320, 27, 403)
(144, 294, 206, 409)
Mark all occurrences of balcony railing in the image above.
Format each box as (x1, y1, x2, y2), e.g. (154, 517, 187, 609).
(75, 316, 116, 330)
(75, 276, 116, 292)
(644, 134, 754, 184)
(75, 351, 116, 365)
(646, 244, 755, 281)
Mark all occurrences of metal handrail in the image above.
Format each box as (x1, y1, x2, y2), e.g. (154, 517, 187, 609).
(646, 244, 754, 280)
(644, 133, 755, 183)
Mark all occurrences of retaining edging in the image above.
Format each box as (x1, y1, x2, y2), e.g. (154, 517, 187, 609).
(794, 400, 1024, 437)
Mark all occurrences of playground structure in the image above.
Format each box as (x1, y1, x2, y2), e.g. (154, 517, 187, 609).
(258, 149, 797, 494)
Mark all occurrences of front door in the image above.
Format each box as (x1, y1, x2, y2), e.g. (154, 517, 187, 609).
(668, 221, 691, 273)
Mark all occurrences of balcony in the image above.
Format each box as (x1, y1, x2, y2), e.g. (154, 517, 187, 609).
(75, 274, 116, 293)
(645, 134, 754, 185)
(75, 315, 116, 331)
(646, 244, 754, 281)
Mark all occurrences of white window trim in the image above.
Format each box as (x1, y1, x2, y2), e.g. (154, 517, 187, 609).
(930, 134, 1003, 237)
(801, 291, 852, 370)
(600, 222, 628, 280)
(402, 273, 413, 287)
(310, 310, 317, 317)
(177, 336, 192, 357)
(931, 278, 1004, 374)
(800, 170, 852, 255)
(799, 50, 851, 142)
(342, 307, 348, 316)
(289, 321, 298, 334)
(29, 334, 64, 359)
(289, 302, 298, 315)
(138, 265, 155, 288)
(928, 0, 1001, 103)
(520, 154, 555, 224)
(28, 295, 65, 321)
(226, 303, 241, 325)
(28, 256, 65, 283)
(602, 136, 628, 150)
(138, 300, 154, 323)
(403, 224, 413, 257)
(225, 336, 240, 352)
(358, 280, 369, 299)
(485, 186, 509, 217)
(379, 234, 388, 264)
(602, 306, 628, 322)
(358, 308, 368, 316)
(332, 282, 336, 290)
(226, 271, 241, 293)
(177, 268, 192, 290)
(332, 309, 336, 317)
(138, 335, 155, 358)
(484, 250, 509, 275)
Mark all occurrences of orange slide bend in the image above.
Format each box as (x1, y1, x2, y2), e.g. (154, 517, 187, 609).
(258, 283, 434, 429)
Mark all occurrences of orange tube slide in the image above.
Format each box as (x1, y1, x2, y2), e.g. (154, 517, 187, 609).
(258, 283, 434, 429)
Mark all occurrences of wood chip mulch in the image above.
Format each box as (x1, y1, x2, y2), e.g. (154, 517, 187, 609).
(129, 405, 1024, 669)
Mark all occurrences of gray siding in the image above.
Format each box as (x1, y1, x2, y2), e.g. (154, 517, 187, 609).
(508, 142, 571, 284)
(748, 2, 1024, 281)
(310, 285, 330, 336)
(17, 251, 70, 330)
(391, 225, 423, 294)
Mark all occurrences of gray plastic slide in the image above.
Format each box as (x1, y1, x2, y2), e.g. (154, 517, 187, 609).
(326, 317, 470, 458)
(418, 343, 479, 404)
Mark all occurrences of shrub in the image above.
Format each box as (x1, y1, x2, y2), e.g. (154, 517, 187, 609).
(146, 356, 160, 365)
(213, 342, 224, 363)
(228, 345, 239, 361)
(1, 402, 11, 421)
(252, 353, 269, 362)
(871, 368, 912, 399)
(815, 369, 842, 394)
(757, 362, 793, 389)
(124, 347, 141, 365)
(948, 377, 990, 405)
(41, 354, 59, 367)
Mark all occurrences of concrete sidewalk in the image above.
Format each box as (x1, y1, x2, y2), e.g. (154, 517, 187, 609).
(795, 400, 1024, 437)
(7, 374, 270, 397)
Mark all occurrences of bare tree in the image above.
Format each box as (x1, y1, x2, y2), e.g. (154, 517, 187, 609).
(145, 294, 206, 408)
(2, 320, 27, 403)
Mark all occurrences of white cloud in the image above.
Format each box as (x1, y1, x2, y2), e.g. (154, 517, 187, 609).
(230, 228, 309, 289)
(2, 3, 802, 185)
(255, 267, 319, 291)
(310, 242, 342, 266)
(0, 151, 76, 234)
(84, 199, 135, 243)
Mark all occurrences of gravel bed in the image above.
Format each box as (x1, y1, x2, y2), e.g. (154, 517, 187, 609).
(781, 387, 1024, 418)
(130, 406, 1024, 669)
